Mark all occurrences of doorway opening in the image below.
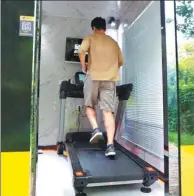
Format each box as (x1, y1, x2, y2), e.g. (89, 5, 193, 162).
(31, 1, 167, 196)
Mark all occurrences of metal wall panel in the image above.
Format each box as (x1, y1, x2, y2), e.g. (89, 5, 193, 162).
(1, 1, 34, 152)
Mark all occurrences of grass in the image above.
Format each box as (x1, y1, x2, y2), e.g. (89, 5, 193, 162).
(169, 131, 194, 146)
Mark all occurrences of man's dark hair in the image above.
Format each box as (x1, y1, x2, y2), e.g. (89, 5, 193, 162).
(91, 17, 106, 30)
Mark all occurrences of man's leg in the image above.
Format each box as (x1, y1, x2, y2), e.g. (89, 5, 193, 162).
(86, 106, 98, 129)
(99, 81, 116, 156)
(103, 110, 115, 145)
(84, 75, 102, 143)
(86, 106, 103, 143)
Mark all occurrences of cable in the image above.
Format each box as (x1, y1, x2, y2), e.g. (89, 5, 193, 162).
(80, 105, 87, 117)
(77, 105, 87, 132)
(77, 111, 80, 132)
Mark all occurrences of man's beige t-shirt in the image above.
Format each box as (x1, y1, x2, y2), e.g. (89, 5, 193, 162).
(79, 34, 123, 81)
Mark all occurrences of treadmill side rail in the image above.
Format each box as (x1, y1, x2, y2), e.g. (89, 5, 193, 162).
(66, 143, 84, 173)
(115, 142, 159, 187)
(66, 143, 90, 188)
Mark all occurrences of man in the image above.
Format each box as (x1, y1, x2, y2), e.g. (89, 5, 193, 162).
(78, 17, 123, 157)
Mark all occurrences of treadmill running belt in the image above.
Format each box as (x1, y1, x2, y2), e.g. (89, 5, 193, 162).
(76, 147, 144, 183)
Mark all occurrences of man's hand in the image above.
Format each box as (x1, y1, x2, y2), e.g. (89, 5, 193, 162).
(79, 53, 87, 73)
(78, 37, 89, 73)
(82, 67, 87, 74)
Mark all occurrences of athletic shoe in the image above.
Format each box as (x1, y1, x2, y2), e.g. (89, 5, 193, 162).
(89, 128, 103, 143)
(105, 144, 116, 157)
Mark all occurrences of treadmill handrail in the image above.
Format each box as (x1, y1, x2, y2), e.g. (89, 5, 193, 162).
(59, 80, 133, 100)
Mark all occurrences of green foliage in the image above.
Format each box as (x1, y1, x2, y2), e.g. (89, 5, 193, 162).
(168, 41, 194, 136)
(176, 1, 194, 38)
(184, 42, 194, 53)
(168, 68, 178, 132)
(179, 83, 194, 134)
(179, 56, 194, 83)
(169, 131, 194, 145)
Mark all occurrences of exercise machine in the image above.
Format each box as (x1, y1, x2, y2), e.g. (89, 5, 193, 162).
(57, 72, 158, 196)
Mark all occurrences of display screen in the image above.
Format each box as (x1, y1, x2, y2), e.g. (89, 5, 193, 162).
(79, 73, 86, 82)
(65, 37, 88, 63)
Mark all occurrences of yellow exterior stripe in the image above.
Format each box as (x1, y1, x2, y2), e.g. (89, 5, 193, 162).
(1, 146, 193, 196)
(181, 145, 194, 196)
(1, 152, 30, 196)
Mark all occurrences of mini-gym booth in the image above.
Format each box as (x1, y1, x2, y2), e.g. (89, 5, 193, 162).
(1, 1, 194, 196)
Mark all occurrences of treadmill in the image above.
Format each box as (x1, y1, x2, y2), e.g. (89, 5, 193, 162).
(57, 72, 158, 196)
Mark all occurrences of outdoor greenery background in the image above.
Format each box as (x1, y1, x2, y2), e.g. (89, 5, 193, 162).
(168, 1, 194, 145)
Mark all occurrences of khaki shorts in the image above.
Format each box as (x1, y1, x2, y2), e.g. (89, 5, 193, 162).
(84, 74, 116, 113)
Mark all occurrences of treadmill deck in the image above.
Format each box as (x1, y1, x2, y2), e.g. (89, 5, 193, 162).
(74, 143, 144, 183)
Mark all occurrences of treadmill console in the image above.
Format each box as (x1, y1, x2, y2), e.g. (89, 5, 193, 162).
(61, 72, 133, 100)
(74, 72, 86, 85)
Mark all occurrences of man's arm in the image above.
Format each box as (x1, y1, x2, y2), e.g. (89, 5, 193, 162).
(78, 37, 90, 73)
(118, 46, 124, 67)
